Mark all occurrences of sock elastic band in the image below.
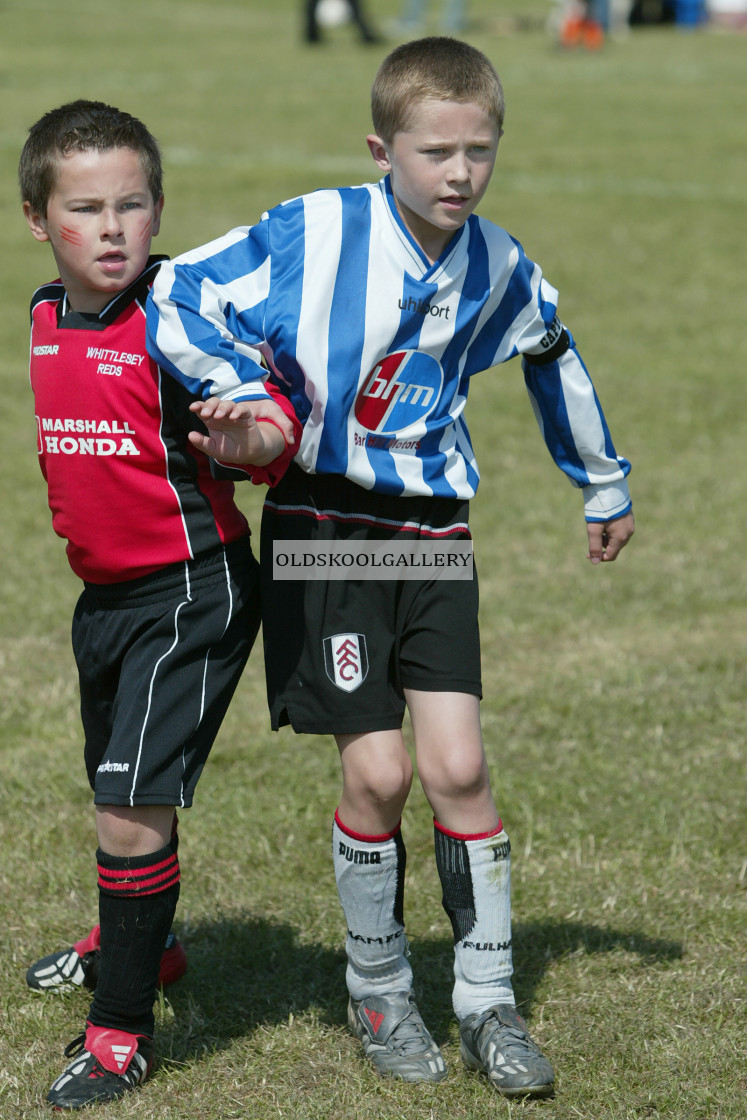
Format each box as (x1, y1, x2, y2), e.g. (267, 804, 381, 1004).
(97, 838, 180, 898)
(334, 807, 401, 844)
(433, 817, 504, 842)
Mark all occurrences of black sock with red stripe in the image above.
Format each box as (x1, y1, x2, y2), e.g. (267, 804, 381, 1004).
(88, 834, 180, 1039)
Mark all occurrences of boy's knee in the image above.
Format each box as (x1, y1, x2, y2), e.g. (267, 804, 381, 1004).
(420, 752, 490, 802)
(370, 764, 413, 806)
(349, 755, 413, 808)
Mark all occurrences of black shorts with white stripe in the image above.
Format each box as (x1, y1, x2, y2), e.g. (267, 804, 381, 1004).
(74, 536, 260, 806)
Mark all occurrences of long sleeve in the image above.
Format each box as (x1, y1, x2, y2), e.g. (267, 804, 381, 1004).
(522, 336, 632, 522)
(146, 223, 273, 403)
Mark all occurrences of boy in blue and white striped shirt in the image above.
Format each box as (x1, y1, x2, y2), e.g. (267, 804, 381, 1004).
(147, 36, 634, 1099)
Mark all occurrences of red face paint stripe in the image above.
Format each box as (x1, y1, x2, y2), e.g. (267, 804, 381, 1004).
(60, 226, 83, 245)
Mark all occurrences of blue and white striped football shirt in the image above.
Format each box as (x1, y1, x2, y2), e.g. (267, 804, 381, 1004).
(147, 176, 631, 520)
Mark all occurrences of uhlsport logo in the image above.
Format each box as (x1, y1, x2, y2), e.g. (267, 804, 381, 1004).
(354, 351, 443, 436)
(323, 633, 369, 693)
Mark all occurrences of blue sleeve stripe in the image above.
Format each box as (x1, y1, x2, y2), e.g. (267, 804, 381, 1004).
(320, 191, 373, 478)
(524, 358, 588, 484)
(262, 201, 312, 426)
(523, 343, 630, 489)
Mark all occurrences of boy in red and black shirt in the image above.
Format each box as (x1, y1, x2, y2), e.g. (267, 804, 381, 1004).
(20, 99, 299, 1110)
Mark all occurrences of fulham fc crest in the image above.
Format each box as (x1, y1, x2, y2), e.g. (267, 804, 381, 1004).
(323, 633, 369, 693)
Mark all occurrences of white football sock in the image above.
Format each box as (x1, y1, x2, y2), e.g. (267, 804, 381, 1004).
(434, 820, 515, 1019)
(332, 811, 412, 999)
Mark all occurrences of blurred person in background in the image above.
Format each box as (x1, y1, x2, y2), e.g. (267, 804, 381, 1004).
(705, 0, 747, 28)
(305, 0, 381, 43)
(395, 0, 468, 34)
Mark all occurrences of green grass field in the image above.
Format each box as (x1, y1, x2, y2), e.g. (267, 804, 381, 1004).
(1, 1, 745, 1116)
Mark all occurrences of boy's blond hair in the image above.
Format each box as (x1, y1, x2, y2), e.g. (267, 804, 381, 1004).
(371, 37, 505, 143)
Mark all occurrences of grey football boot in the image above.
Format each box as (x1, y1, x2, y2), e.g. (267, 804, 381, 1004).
(459, 1003, 554, 1098)
(348, 990, 447, 1082)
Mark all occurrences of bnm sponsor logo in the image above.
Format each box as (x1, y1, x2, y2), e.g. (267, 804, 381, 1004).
(354, 351, 443, 436)
(338, 842, 381, 865)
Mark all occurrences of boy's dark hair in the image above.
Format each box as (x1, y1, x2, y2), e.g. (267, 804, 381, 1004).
(371, 37, 505, 144)
(19, 99, 163, 216)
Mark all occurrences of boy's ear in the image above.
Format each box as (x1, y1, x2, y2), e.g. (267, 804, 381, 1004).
(23, 201, 50, 243)
(366, 134, 392, 173)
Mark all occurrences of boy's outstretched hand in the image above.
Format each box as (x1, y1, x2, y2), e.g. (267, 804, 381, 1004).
(188, 397, 293, 466)
(587, 511, 635, 564)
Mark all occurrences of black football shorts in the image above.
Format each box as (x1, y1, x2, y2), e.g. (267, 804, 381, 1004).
(260, 465, 482, 735)
(73, 536, 260, 806)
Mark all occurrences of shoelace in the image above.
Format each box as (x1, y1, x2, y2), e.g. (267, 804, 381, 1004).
(475, 1012, 534, 1057)
(388, 1008, 433, 1055)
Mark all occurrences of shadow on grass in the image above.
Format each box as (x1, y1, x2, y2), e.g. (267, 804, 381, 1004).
(159, 914, 345, 1067)
(511, 919, 683, 1013)
(412, 919, 683, 1042)
(161, 913, 682, 1062)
